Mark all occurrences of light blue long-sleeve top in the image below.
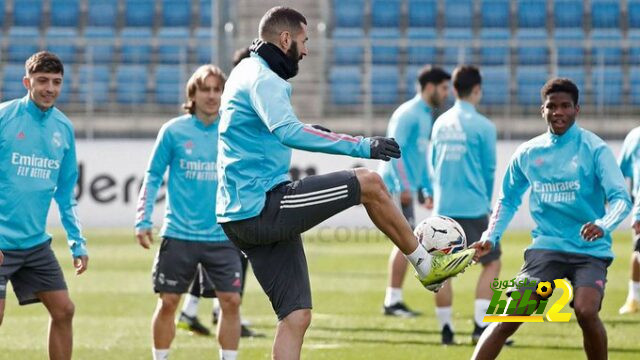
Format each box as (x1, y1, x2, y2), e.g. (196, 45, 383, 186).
(482, 123, 631, 259)
(136, 114, 227, 241)
(618, 126, 640, 221)
(0, 96, 87, 257)
(378, 94, 434, 195)
(216, 53, 372, 222)
(430, 100, 496, 218)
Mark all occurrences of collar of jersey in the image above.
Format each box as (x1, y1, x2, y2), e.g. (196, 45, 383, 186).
(454, 99, 476, 113)
(191, 114, 219, 131)
(548, 122, 579, 144)
(22, 95, 53, 121)
(412, 93, 431, 113)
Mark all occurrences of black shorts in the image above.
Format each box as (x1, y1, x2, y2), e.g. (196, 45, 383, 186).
(453, 215, 501, 265)
(633, 231, 640, 253)
(152, 238, 243, 294)
(222, 170, 361, 320)
(508, 249, 611, 307)
(189, 252, 249, 298)
(0, 240, 68, 305)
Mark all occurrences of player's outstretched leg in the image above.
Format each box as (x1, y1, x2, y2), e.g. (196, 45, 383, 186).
(39, 290, 75, 360)
(355, 168, 475, 290)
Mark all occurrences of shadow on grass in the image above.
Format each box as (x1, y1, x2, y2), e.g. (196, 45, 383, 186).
(307, 335, 466, 347)
(308, 335, 640, 354)
(509, 342, 640, 354)
(606, 318, 640, 326)
(308, 325, 442, 336)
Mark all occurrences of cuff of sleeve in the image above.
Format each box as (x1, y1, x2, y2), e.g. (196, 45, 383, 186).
(361, 138, 371, 158)
(593, 219, 610, 237)
(482, 231, 500, 247)
(135, 221, 152, 230)
(70, 242, 88, 258)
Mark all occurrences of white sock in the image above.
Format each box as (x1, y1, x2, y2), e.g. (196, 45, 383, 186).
(629, 281, 640, 301)
(153, 348, 170, 360)
(219, 349, 238, 360)
(405, 244, 432, 279)
(213, 298, 221, 316)
(474, 299, 491, 327)
(384, 287, 403, 307)
(181, 294, 199, 317)
(435, 306, 453, 330)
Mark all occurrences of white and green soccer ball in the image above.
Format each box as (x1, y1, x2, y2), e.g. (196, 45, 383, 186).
(414, 215, 467, 255)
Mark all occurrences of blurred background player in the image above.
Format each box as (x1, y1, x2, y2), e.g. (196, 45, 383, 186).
(177, 46, 262, 338)
(216, 6, 475, 359)
(428, 65, 499, 344)
(0, 51, 88, 360)
(618, 126, 640, 314)
(135, 65, 243, 360)
(471, 78, 631, 360)
(378, 65, 451, 317)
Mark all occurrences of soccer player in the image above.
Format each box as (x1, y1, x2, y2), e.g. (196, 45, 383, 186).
(176, 47, 262, 338)
(217, 7, 475, 359)
(429, 65, 499, 344)
(618, 126, 640, 314)
(0, 51, 88, 360)
(136, 65, 242, 360)
(470, 78, 631, 360)
(378, 65, 451, 317)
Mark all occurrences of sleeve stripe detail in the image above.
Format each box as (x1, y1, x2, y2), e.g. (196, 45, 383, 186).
(302, 126, 360, 144)
(396, 159, 412, 190)
(601, 200, 628, 229)
(487, 202, 502, 237)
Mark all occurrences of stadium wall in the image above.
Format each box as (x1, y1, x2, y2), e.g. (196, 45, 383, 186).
(45, 140, 630, 232)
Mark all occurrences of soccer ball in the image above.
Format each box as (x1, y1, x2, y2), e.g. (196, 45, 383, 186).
(414, 216, 467, 255)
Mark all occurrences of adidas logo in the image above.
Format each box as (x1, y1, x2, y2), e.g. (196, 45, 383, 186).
(444, 255, 470, 271)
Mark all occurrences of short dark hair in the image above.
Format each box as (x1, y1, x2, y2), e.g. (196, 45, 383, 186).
(25, 51, 64, 76)
(417, 65, 451, 90)
(540, 77, 579, 105)
(232, 47, 251, 67)
(452, 65, 481, 98)
(258, 6, 307, 41)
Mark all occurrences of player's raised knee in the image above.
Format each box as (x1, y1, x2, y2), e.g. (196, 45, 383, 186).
(355, 168, 387, 199)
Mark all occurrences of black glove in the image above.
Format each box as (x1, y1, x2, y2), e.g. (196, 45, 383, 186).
(370, 137, 401, 161)
(310, 124, 332, 133)
(417, 188, 426, 204)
